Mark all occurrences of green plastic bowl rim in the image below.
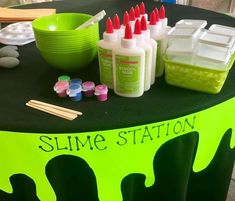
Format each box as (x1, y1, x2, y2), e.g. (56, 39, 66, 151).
(32, 13, 94, 33)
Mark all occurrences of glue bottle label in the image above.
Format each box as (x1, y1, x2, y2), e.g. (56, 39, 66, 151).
(98, 47, 113, 88)
(115, 55, 142, 94)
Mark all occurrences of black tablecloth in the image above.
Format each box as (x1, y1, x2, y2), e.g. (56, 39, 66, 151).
(0, 0, 235, 133)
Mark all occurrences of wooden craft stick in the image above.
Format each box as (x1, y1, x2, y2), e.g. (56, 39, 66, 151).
(29, 100, 83, 115)
(26, 102, 77, 121)
(0, 7, 56, 22)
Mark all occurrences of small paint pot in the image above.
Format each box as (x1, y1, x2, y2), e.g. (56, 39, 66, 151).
(53, 81, 69, 98)
(66, 84, 82, 101)
(58, 75, 71, 82)
(70, 78, 82, 85)
(82, 81, 95, 97)
(94, 84, 108, 101)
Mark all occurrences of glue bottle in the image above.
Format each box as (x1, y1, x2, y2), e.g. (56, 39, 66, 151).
(129, 7, 136, 30)
(113, 14, 124, 39)
(159, 5, 168, 29)
(152, 8, 168, 77)
(149, 9, 161, 33)
(98, 17, 118, 89)
(121, 11, 130, 32)
(113, 23, 145, 97)
(140, 16, 157, 85)
(134, 5, 141, 21)
(133, 19, 152, 91)
(139, 2, 148, 21)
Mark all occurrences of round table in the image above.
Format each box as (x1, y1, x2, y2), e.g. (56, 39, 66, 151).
(0, 1, 234, 201)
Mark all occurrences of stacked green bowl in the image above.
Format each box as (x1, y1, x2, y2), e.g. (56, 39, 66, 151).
(32, 13, 99, 71)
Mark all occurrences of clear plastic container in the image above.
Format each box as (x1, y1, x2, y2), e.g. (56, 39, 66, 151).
(166, 44, 194, 65)
(167, 27, 201, 48)
(198, 30, 235, 55)
(208, 24, 235, 53)
(209, 24, 235, 36)
(195, 44, 231, 69)
(198, 31, 234, 47)
(175, 19, 207, 29)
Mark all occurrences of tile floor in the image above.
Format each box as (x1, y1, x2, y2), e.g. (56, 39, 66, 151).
(0, 0, 234, 200)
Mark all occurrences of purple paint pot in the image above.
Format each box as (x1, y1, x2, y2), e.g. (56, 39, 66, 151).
(66, 84, 82, 101)
(53, 81, 69, 98)
(82, 81, 95, 97)
(94, 84, 108, 101)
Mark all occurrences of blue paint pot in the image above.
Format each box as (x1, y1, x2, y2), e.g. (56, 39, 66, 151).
(70, 78, 82, 85)
(66, 83, 82, 101)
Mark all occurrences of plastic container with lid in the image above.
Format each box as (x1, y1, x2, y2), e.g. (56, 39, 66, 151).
(66, 83, 82, 101)
(197, 30, 235, 55)
(195, 44, 231, 69)
(70, 78, 82, 85)
(58, 75, 70, 82)
(166, 44, 194, 65)
(175, 19, 207, 29)
(94, 84, 108, 101)
(53, 81, 69, 98)
(208, 24, 235, 53)
(208, 24, 235, 36)
(167, 27, 201, 48)
(82, 81, 95, 97)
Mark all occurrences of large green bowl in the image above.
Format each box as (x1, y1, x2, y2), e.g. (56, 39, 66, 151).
(32, 13, 99, 71)
(39, 48, 98, 71)
(32, 13, 99, 48)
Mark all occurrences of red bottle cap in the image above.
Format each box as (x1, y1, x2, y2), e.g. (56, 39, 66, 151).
(134, 19, 141, 35)
(124, 23, 132, 39)
(154, 8, 159, 22)
(139, 2, 145, 15)
(140, 16, 147, 31)
(113, 14, 120, 29)
(149, 11, 156, 25)
(106, 17, 114, 33)
(129, 7, 135, 21)
(159, 5, 165, 19)
(123, 11, 130, 26)
(135, 5, 140, 18)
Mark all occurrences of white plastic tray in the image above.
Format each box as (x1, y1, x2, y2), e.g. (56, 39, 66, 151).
(0, 21, 35, 45)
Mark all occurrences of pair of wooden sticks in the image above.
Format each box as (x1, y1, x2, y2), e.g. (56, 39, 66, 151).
(26, 100, 82, 121)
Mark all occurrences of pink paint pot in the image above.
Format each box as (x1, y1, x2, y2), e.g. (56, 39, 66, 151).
(94, 84, 108, 101)
(53, 81, 69, 98)
(82, 81, 95, 97)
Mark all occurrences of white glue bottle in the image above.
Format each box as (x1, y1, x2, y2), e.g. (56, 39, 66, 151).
(120, 11, 130, 34)
(134, 5, 141, 21)
(139, 2, 148, 21)
(152, 8, 167, 77)
(113, 14, 124, 39)
(98, 17, 118, 89)
(148, 10, 161, 36)
(159, 5, 168, 29)
(129, 7, 136, 30)
(133, 19, 152, 91)
(140, 16, 157, 85)
(113, 23, 145, 97)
